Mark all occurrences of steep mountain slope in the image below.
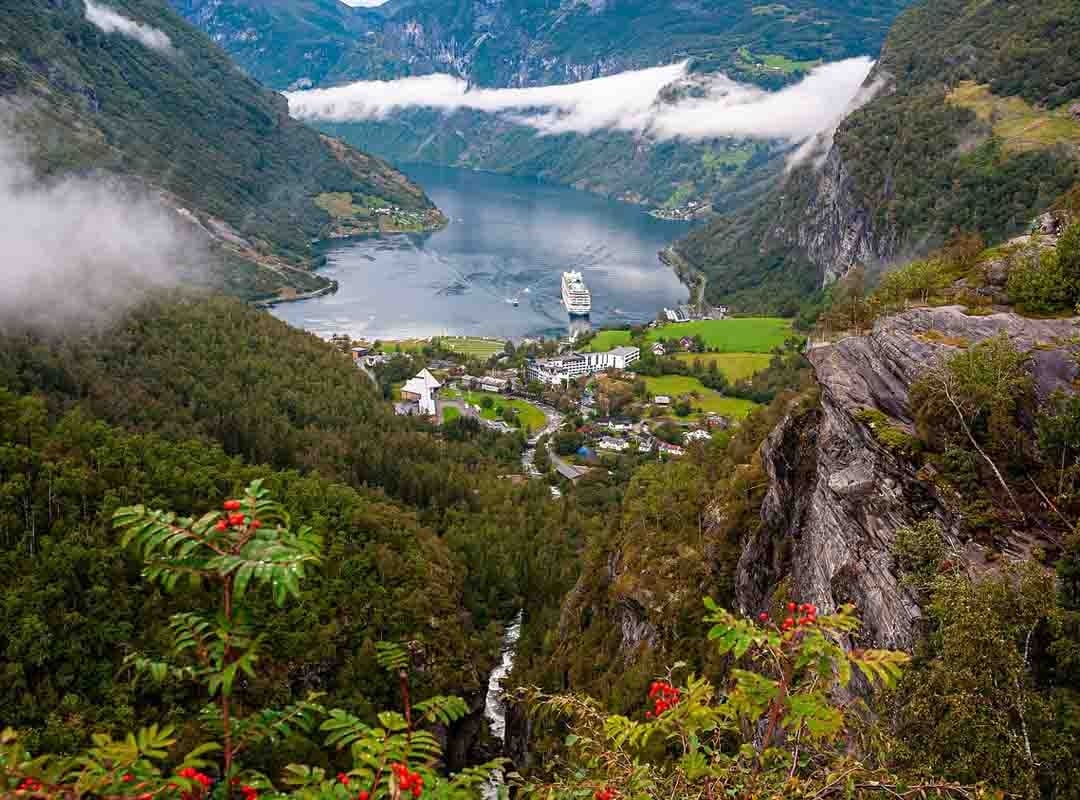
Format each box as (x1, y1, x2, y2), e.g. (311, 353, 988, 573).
(0, 0, 441, 300)
(172, 0, 912, 91)
(169, 0, 912, 211)
(0, 294, 578, 768)
(676, 0, 1080, 311)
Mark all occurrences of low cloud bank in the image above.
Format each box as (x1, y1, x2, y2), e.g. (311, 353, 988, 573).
(0, 134, 202, 331)
(84, 0, 173, 53)
(287, 57, 875, 144)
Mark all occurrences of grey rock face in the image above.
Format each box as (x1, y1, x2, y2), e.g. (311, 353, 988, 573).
(780, 147, 899, 286)
(736, 307, 1078, 649)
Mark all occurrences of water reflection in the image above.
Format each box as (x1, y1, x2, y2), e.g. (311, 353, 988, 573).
(270, 165, 693, 340)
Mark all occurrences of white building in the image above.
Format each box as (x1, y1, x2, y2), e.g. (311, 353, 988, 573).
(685, 429, 712, 443)
(400, 368, 441, 416)
(480, 376, 508, 393)
(654, 395, 671, 407)
(651, 342, 666, 356)
(598, 437, 629, 452)
(526, 345, 640, 386)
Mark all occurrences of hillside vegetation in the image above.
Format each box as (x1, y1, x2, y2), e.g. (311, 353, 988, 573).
(675, 0, 1080, 313)
(0, 0, 439, 299)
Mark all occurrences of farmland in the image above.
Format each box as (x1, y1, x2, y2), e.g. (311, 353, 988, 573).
(672, 352, 773, 382)
(584, 317, 794, 354)
(647, 318, 793, 352)
(643, 375, 759, 419)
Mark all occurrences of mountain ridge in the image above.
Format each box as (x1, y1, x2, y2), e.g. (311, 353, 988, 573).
(1, 0, 442, 300)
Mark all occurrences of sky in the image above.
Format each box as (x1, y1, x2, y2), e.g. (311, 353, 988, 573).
(286, 57, 876, 144)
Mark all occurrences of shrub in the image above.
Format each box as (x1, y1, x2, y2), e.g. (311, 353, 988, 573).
(1006, 246, 1070, 314)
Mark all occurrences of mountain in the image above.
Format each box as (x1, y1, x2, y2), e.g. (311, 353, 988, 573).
(171, 0, 913, 91)
(675, 0, 1080, 312)
(168, 0, 914, 211)
(1, 0, 442, 300)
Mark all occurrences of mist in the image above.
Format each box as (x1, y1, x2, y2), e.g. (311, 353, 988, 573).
(84, 0, 173, 53)
(286, 57, 875, 144)
(0, 135, 203, 332)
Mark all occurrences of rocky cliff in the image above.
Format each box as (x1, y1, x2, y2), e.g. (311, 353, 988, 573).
(736, 306, 1079, 649)
(777, 142, 900, 286)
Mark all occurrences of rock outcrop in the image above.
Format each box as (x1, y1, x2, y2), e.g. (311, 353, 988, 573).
(736, 307, 1079, 649)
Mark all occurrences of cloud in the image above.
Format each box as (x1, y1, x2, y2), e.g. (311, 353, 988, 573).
(0, 131, 204, 331)
(84, 0, 173, 53)
(286, 57, 875, 144)
(785, 74, 887, 171)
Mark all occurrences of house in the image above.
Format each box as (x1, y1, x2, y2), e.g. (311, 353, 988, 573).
(598, 436, 629, 452)
(654, 395, 671, 407)
(555, 462, 589, 482)
(459, 374, 479, 389)
(400, 368, 442, 416)
(679, 337, 695, 350)
(364, 354, 387, 367)
(657, 441, 685, 457)
(480, 376, 509, 393)
(651, 342, 666, 357)
(350, 346, 369, 364)
(663, 307, 689, 323)
(703, 413, 730, 430)
(685, 429, 712, 443)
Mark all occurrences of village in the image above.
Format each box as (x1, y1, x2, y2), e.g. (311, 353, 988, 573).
(334, 310, 798, 493)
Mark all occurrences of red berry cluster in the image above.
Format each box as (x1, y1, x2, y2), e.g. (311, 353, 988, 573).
(176, 766, 212, 799)
(781, 600, 812, 630)
(645, 680, 681, 718)
(357, 792, 371, 800)
(391, 763, 424, 798)
(760, 602, 818, 631)
(593, 787, 617, 800)
(18, 777, 42, 792)
(215, 499, 262, 532)
(229, 777, 259, 800)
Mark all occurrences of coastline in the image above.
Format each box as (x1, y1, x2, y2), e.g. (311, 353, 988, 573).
(659, 245, 706, 307)
(254, 209, 449, 308)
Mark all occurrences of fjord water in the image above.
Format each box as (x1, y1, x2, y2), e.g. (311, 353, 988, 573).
(270, 164, 692, 340)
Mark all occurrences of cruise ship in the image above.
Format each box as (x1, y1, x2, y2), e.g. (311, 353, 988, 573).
(561, 271, 592, 316)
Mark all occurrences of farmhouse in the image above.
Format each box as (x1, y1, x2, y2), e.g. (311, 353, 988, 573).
(651, 342, 666, 356)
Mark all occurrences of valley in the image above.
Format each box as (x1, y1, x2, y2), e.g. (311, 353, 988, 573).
(3, 0, 1080, 798)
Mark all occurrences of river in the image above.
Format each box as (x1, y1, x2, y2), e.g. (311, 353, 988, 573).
(270, 165, 694, 341)
(483, 612, 523, 800)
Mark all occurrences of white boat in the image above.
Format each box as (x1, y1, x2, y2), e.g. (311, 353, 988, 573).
(561, 270, 592, 316)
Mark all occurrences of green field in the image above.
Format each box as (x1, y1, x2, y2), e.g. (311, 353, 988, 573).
(440, 337, 507, 358)
(644, 375, 759, 419)
(441, 405, 461, 423)
(444, 389, 546, 430)
(582, 329, 634, 352)
(648, 318, 793, 353)
(379, 336, 506, 357)
(672, 352, 773, 381)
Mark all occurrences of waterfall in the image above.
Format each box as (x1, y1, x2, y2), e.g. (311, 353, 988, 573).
(482, 611, 523, 800)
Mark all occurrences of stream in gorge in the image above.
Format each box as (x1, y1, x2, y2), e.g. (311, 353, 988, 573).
(482, 612, 523, 800)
